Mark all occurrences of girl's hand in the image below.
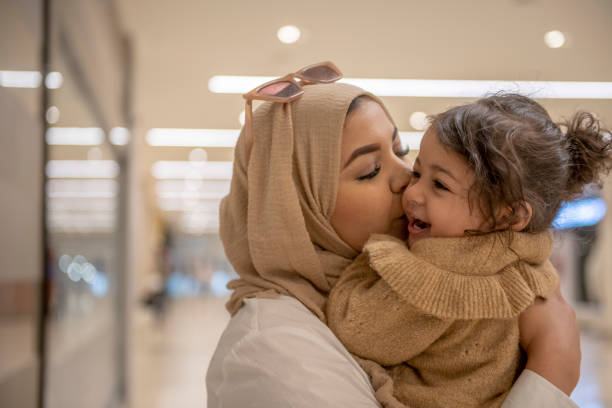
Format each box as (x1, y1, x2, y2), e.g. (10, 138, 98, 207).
(519, 287, 581, 396)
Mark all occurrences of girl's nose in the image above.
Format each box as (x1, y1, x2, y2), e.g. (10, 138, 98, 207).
(402, 177, 424, 211)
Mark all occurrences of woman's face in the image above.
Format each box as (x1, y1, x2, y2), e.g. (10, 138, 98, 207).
(331, 100, 412, 251)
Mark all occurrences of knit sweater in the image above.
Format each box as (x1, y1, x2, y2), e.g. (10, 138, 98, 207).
(326, 231, 558, 408)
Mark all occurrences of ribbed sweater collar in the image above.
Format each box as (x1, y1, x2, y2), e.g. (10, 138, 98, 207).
(364, 231, 558, 319)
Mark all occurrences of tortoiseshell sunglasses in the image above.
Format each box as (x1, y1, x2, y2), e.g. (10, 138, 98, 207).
(242, 61, 343, 145)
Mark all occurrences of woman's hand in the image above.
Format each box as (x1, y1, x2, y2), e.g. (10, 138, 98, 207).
(519, 287, 581, 396)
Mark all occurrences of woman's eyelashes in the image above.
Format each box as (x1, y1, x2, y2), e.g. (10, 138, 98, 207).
(357, 165, 381, 180)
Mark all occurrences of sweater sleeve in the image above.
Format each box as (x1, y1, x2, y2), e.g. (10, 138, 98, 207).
(327, 253, 453, 366)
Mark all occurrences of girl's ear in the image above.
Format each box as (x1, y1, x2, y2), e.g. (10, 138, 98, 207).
(511, 202, 533, 232)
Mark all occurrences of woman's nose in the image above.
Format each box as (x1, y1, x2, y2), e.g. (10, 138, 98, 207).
(390, 160, 412, 194)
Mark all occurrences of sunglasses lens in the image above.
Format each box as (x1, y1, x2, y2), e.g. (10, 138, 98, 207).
(258, 81, 301, 98)
(300, 65, 341, 82)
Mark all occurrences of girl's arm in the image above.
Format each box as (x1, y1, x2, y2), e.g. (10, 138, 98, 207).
(518, 287, 581, 396)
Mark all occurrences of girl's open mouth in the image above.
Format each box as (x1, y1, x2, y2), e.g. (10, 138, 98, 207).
(408, 218, 431, 234)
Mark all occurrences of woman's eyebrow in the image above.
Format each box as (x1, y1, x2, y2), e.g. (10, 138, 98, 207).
(343, 144, 380, 169)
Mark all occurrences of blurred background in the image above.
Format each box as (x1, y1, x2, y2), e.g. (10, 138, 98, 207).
(1, 0, 612, 407)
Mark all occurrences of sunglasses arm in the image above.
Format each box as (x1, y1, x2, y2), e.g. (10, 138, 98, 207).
(244, 99, 254, 156)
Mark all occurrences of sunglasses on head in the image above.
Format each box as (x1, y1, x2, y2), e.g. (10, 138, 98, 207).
(242, 61, 343, 146)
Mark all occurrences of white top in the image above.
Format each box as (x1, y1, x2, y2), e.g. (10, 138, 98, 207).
(206, 296, 578, 408)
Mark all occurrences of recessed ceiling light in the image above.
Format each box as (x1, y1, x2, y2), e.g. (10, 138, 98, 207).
(46, 106, 60, 124)
(277, 25, 301, 44)
(189, 148, 208, 162)
(409, 112, 428, 131)
(110, 127, 130, 145)
(45, 71, 63, 89)
(544, 30, 566, 48)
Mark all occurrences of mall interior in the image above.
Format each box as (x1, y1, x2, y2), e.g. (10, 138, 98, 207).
(1, 0, 612, 407)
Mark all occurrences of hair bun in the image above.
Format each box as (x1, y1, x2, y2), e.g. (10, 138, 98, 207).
(562, 111, 612, 199)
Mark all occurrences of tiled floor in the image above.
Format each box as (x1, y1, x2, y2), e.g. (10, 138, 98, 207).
(130, 296, 612, 408)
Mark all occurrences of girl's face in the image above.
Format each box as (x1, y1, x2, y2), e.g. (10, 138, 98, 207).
(403, 128, 486, 247)
(331, 100, 412, 251)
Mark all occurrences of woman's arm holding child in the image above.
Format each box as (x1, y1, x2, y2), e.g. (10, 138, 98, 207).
(519, 287, 581, 396)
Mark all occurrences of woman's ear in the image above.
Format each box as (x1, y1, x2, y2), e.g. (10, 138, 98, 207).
(511, 202, 533, 231)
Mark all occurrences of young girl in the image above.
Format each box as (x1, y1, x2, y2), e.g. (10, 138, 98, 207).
(327, 93, 612, 408)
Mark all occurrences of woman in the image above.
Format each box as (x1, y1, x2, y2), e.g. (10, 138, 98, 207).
(206, 67, 580, 407)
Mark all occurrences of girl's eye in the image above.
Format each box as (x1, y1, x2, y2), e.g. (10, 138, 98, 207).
(357, 165, 381, 180)
(411, 170, 421, 178)
(434, 180, 449, 191)
(395, 147, 410, 158)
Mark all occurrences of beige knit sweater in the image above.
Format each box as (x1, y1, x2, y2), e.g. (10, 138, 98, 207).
(327, 231, 558, 408)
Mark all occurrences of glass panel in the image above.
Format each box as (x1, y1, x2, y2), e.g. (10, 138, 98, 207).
(43, 0, 125, 407)
(0, 0, 43, 406)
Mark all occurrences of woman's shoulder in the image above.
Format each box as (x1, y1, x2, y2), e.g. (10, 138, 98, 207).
(211, 295, 358, 358)
(206, 296, 379, 407)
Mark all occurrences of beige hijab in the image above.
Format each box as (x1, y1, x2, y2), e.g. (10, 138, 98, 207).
(220, 82, 391, 322)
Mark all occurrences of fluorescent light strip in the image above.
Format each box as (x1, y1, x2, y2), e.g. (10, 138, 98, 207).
(209, 76, 612, 99)
(0, 70, 62, 88)
(151, 161, 233, 180)
(46, 160, 119, 179)
(48, 198, 117, 212)
(157, 198, 221, 212)
(46, 127, 105, 145)
(146, 128, 423, 149)
(400, 132, 424, 150)
(147, 128, 239, 147)
(46, 180, 118, 198)
(0, 70, 41, 88)
(155, 180, 230, 201)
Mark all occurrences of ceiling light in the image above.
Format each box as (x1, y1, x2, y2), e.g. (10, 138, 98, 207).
(409, 112, 428, 130)
(151, 161, 233, 180)
(189, 148, 208, 162)
(46, 106, 60, 124)
(46, 180, 118, 198)
(45, 71, 63, 89)
(209, 75, 612, 99)
(544, 30, 566, 48)
(110, 127, 130, 145)
(0, 70, 42, 88)
(399, 132, 424, 150)
(146, 128, 239, 147)
(155, 180, 230, 199)
(46, 127, 105, 145)
(277, 25, 301, 44)
(0, 70, 63, 88)
(46, 160, 119, 179)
